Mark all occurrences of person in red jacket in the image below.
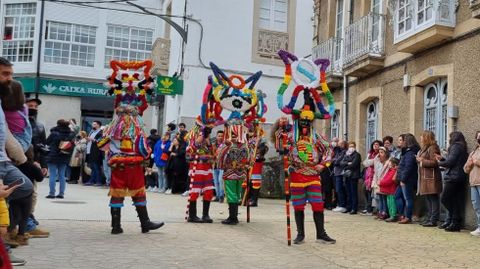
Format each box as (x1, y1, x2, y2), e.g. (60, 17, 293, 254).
(379, 158, 399, 222)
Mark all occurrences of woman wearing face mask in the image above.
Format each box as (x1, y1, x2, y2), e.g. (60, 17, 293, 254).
(464, 131, 480, 236)
(340, 142, 362, 214)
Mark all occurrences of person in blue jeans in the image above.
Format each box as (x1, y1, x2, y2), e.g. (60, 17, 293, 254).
(395, 133, 420, 224)
(45, 119, 75, 198)
(332, 140, 348, 212)
(212, 130, 225, 202)
(153, 132, 171, 192)
(340, 141, 362, 214)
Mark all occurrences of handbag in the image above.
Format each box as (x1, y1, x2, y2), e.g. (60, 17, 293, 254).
(83, 164, 92, 176)
(59, 140, 73, 154)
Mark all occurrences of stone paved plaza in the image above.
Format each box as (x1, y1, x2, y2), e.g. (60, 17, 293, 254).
(13, 182, 480, 269)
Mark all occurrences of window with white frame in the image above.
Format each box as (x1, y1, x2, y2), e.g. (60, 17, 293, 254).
(259, 0, 288, 32)
(334, 0, 344, 62)
(2, 3, 36, 62)
(331, 110, 340, 139)
(105, 25, 153, 67)
(371, 0, 383, 44)
(424, 78, 448, 150)
(393, 0, 455, 43)
(417, 0, 433, 25)
(44, 21, 96, 67)
(396, 0, 413, 36)
(366, 101, 378, 151)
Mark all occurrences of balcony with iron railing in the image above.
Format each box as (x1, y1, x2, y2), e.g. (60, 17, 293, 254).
(470, 0, 480, 18)
(343, 12, 386, 77)
(311, 36, 343, 88)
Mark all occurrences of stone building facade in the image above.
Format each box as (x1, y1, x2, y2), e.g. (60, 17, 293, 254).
(313, 0, 480, 227)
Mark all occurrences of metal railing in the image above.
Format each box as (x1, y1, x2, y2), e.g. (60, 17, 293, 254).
(312, 36, 343, 75)
(343, 12, 385, 67)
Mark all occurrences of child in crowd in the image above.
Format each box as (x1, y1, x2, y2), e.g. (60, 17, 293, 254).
(379, 158, 399, 222)
(145, 166, 159, 192)
(153, 133, 171, 193)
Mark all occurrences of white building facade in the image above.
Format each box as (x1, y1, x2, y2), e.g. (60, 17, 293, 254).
(161, 0, 314, 130)
(0, 0, 165, 132)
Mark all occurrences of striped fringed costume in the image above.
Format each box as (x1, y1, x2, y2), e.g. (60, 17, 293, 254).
(186, 138, 215, 202)
(288, 133, 330, 212)
(99, 59, 163, 234)
(217, 123, 250, 205)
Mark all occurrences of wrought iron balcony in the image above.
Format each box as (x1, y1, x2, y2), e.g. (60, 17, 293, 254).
(312, 36, 343, 75)
(343, 12, 386, 77)
(312, 36, 343, 88)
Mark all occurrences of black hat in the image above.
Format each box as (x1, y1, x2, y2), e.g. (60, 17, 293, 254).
(25, 94, 42, 105)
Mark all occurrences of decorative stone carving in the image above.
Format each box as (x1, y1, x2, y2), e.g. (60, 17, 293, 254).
(256, 29, 289, 60)
(151, 38, 170, 76)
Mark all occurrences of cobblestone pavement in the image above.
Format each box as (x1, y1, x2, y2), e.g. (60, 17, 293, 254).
(12, 182, 480, 269)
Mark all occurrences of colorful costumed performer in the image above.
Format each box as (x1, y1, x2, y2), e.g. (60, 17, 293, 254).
(99, 60, 164, 234)
(275, 50, 336, 244)
(210, 62, 263, 225)
(184, 75, 222, 223)
(242, 119, 269, 208)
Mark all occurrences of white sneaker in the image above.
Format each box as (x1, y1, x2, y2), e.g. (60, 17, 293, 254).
(470, 228, 480, 236)
(152, 187, 158, 192)
(182, 190, 189, 197)
(146, 187, 153, 192)
(158, 188, 165, 193)
(332, 207, 346, 213)
(165, 189, 172, 194)
(339, 207, 348, 213)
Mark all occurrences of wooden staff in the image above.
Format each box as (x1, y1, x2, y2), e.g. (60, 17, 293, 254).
(241, 125, 262, 223)
(282, 132, 292, 246)
(185, 153, 199, 222)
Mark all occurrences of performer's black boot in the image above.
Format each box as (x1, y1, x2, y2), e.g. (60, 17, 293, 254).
(135, 206, 164, 233)
(248, 188, 259, 207)
(187, 200, 203, 223)
(221, 203, 239, 225)
(110, 207, 123, 234)
(201, 201, 213, 223)
(293, 210, 305, 244)
(313, 211, 336, 244)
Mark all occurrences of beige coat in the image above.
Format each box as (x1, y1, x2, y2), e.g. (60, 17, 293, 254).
(418, 144, 442, 195)
(464, 147, 480, 186)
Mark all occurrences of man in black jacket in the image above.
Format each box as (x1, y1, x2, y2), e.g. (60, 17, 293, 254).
(26, 95, 47, 177)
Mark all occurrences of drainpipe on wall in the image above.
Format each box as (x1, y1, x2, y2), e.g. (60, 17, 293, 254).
(342, 74, 348, 141)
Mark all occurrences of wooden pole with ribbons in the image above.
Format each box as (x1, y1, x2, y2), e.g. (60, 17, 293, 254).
(282, 132, 292, 246)
(241, 123, 262, 223)
(185, 153, 199, 222)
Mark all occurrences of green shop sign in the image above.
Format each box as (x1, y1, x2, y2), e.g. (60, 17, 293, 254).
(16, 77, 109, 97)
(156, 76, 183, 95)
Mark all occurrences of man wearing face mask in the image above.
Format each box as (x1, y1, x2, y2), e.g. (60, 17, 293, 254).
(25, 95, 47, 178)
